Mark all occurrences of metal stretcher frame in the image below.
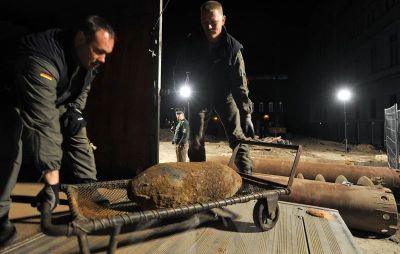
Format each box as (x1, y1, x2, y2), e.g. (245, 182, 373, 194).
(40, 141, 302, 254)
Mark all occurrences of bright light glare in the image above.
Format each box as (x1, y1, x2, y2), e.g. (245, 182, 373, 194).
(179, 85, 192, 98)
(337, 89, 351, 102)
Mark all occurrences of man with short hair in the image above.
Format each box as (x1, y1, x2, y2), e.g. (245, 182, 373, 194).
(174, 1, 254, 173)
(171, 109, 190, 162)
(0, 15, 115, 246)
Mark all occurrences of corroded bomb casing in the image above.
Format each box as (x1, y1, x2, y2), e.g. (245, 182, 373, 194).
(128, 162, 242, 208)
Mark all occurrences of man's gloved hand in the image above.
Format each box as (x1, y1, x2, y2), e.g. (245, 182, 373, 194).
(170, 124, 176, 133)
(242, 113, 255, 138)
(32, 183, 60, 211)
(61, 107, 87, 136)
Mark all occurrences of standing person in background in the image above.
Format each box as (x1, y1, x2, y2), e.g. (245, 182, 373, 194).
(0, 15, 115, 246)
(171, 108, 190, 162)
(173, 1, 255, 173)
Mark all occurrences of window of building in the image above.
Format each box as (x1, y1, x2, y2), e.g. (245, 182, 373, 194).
(371, 42, 377, 72)
(390, 33, 399, 66)
(390, 94, 397, 106)
(258, 102, 264, 113)
(355, 106, 360, 119)
(370, 98, 376, 118)
(386, 0, 397, 10)
(268, 101, 274, 113)
(366, 9, 376, 27)
(355, 55, 361, 78)
(278, 101, 284, 113)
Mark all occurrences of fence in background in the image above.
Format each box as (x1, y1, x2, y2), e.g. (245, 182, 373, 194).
(384, 103, 399, 169)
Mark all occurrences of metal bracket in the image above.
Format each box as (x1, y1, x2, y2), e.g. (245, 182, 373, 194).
(229, 139, 302, 189)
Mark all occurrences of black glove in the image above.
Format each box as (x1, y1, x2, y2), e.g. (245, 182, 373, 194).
(32, 183, 60, 211)
(242, 114, 255, 138)
(61, 107, 87, 136)
(170, 125, 175, 133)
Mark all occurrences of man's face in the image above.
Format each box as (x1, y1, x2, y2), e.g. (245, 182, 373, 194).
(201, 9, 225, 43)
(176, 113, 184, 120)
(76, 29, 115, 70)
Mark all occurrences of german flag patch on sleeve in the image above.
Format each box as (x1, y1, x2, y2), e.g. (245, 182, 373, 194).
(39, 72, 54, 81)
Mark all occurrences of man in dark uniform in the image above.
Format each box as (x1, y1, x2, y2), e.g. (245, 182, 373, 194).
(0, 15, 115, 246)
(171, 108, 190, 162)
(173, 1, 255, 173)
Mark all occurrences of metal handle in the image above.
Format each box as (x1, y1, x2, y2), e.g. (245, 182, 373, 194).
(229, 139, 302, 189)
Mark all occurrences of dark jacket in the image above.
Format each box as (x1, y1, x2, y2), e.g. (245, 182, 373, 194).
(174, 27, 253, 115)
(11, 29, 98, 173)
(172, 119, 189, 145)
(17, 29, 97, 110)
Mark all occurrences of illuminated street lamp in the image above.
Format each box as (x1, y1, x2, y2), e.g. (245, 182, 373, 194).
(179, 72, 192, 120)
(337, 89, 352, 153)
(179, 85, 192, 98)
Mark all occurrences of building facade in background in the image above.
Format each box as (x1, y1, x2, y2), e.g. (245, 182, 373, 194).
(289, 0, 400, 148)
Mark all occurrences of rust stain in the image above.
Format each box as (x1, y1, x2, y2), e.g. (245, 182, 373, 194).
(306, 208, 334, 220)
(216, 247, 226, 254)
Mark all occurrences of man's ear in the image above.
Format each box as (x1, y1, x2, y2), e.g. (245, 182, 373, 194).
(74, 31, 86, 46)
(222, 15, 226, 25)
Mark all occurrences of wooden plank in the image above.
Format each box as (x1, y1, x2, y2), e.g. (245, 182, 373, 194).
(1, 201, 362, 254)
